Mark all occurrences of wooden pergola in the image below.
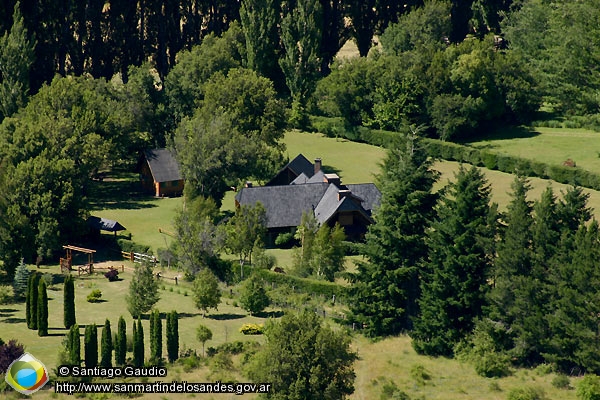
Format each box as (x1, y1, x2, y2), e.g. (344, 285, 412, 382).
(61, 245, 96, 276)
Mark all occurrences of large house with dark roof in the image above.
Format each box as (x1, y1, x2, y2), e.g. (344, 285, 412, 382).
(235, 154, 381, 241)
(139, 149, 184, 197)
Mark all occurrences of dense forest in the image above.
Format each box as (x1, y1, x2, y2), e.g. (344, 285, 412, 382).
(1, 0, 600, 381)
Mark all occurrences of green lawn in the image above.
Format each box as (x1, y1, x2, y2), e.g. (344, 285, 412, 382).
(466, 126, 600, 174)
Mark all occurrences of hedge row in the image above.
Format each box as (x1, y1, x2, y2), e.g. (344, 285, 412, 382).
(310, 116, 600, 191)
(116, 239, 152, 255)
(422, 139, 600, 190)
(254, 268, 347, 300)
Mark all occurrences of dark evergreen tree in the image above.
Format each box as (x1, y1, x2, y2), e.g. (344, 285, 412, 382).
(350, 132, 438, 336)
(133, 318, 144, 367)
(100, 319, 113, 368)
(115, 316, 126, 366)
(150, 309, 162, 363)
(166, 310, 179, 363)
(63, 274, 76, 329)
(84, 324, 98, 368)
(546, 220, 600, 373)
(68, 324, 80, 365)
(239, 274, 270, 315)
(12, 259, 30, 300)
(26, 272, 40, 329)
(412, 165, 496, 356)
(37, 278, 48, 336)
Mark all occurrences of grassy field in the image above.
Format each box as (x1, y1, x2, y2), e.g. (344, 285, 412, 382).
(466, 126, 600, 174)
(12, 128, 593, 399)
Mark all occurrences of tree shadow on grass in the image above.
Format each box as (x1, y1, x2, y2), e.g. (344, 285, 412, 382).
(0, 308, 19, 313)
(173, 312, 201, 319)
(254, 310, 284, 319)
(459, 125, 540, 144)
(206, 313, 245, 321)
(87, 178, 159, 211)
(2, 317, 26, 324)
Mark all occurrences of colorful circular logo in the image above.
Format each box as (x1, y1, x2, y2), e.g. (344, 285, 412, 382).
(5, 353, 49, 395)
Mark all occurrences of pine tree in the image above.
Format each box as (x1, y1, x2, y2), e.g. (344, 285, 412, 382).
(84, 324, 98, 368)
(68, 324, 80, 366)
(350, 133, 438, 336)
(37, 278, 48, 336)
(412, 165, 496, 356)
(115, 316, 126, 366)
(63, 274, 76, 328)
(0, 1, 35, 119)
(166, 311, 179, 363)
(133, 318, 144, 367)
(126, 262, 160, 318)
(27, 272, 40, 329)
(100, 319, 113, 368)
(546, 220, 600, 373)
(487, 177, 543, 364)
(12, 259, 30, 300)
(150, 309, 162, 363)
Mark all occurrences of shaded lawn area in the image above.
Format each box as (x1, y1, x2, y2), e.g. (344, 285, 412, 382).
(465, 126, 600, 174)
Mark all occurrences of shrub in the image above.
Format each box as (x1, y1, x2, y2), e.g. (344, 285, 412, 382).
(0, 339, 25, 372)
(239, 323, 264, 335)
(551, 374, 571, 390)
(534, 363, 554, 376)
(410, 364, 431, 385)
(104, 268, 119, 282)
(577, 375, 600, 400)
(275, 231, 295, 248)
(0, 285, 14, 304)
(507, 386, 546, 400)
(87, 289, 103, 303)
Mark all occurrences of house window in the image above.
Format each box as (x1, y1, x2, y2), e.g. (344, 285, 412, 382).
(160, 182, 167, 189)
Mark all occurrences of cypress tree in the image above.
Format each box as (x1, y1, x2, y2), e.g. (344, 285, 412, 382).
(350, 133, 438, 336)
(100, 319, 113, 368)
(150, 309, 162, 363)
(115, 316, 126, 366)
(27, 272, 40, 329)
(133, 318, 144, 367)
(166, 311, 179, 363)
(84, 324, 98, 368)
(69, 324, 80, 365)
(37, 278, 48, 336)
(411, 165, 496, 356)
(25, 273, 33, 327)
(63, 274, 76, 329)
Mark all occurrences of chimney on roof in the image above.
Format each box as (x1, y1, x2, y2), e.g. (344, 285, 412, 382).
(323, 173, 341, 186)
(314, 158, 322, 175)
(338, 190, 351, 201)
(245, 181, 253, 188)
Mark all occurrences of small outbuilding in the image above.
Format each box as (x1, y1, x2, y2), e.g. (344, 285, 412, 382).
(139, 148, 184, 197)
(87, 216, 126, 236)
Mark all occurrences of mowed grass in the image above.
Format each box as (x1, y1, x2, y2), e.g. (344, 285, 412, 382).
(466, 126, 600, 173)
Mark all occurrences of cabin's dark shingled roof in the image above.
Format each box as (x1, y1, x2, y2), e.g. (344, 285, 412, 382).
(235, 183, 329, 228)
(144, 149, 182, 183)
(345, 184, 381, 214)
(266, 154, 315, 186)
(87, 216, 126, 232)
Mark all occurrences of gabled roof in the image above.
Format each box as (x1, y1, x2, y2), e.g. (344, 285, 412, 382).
(290, 172, 310, 185)
(314, 184, 373, 224)
(235, 183, 330, 228)
(345, 184, 382, 214)
(143, 149, 182, 183)
(87, 216, 126, 232)
(266, 154, 315, 186)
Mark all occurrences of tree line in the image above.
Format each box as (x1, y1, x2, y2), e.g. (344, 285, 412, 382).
(350, 132, 600, 375)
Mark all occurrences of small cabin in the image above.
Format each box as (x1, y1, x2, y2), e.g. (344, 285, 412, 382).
(139, 149, 184, 197)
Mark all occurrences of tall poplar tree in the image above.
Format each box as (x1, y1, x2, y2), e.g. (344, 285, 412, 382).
(27, 272, 40, 329)
(68, 324, 80, 366)
(150, 309, 162, 363)
(37, 278, 48, 336)
(412, 165, 496, 356)
(0, 1, 35, 119)
(350, 132, 438, 336)
(63, 274, 76, 329)
(133, 318, 144, 367)
(279, 0, 322, 127)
